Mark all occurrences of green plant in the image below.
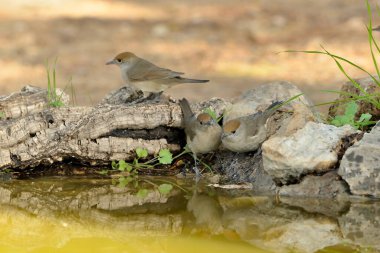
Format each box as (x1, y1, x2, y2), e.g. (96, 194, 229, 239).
(330, 101, 376, 129)
(102, 147, 190, 197)
(203, 107, 223, 122)
(46, 59, 66, 107)
(0, 111, 5, 119)
(285, 0, 380, 120)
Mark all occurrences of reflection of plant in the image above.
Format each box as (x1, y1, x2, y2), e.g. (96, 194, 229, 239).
(286, 0, 380, 125)
(330, 101, 376, 130)
(100, 147, 189, 198)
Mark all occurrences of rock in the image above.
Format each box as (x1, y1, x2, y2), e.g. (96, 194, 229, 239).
(224, 81, 318, 137)
(213, 150, 277, 194)
(262, 218, 342, 253)
(338, 202, 380, 250)
(329, 76, 380, 121)
(279, 171, 350, 198)
(262, 122, 359, 185)
(338, 121, 380, 198)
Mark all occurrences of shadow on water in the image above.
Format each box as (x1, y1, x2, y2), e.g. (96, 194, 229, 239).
(0, 177, 379, 253)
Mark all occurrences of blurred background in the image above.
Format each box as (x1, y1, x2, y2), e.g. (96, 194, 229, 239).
(0, 0, 379, 109)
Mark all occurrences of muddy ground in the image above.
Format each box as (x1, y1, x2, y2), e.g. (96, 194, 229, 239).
(0, 0, 379, 114)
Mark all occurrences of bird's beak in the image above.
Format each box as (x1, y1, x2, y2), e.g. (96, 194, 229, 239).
(106, 59, 115, 65)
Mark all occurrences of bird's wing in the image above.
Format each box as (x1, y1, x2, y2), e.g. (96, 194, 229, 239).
(244, 101, 282, 135)
(128, 58, 184, 81)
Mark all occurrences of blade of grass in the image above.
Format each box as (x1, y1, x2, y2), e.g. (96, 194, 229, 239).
(284, 49, 380, 86)
(46, 59, 51, 103)
(367, 25, 380, 79)
(320, 46, 371, 96)
(271, 93, 304, 111)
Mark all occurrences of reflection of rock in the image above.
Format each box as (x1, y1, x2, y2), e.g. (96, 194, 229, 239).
(0, 179, 186, 216)
(79, 209, 183, 235)
(279, 171, 349, 198)
(279, 196, 350, 218)
(263, 218, 342, 253)
(221, 197, 343, 253)
(339, 122, 380, 198)
(263, 122, 358, 185)
(338, 202, 380, 250)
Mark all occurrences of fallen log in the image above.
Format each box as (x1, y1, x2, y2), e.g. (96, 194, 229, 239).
(0, 85, 227, 170)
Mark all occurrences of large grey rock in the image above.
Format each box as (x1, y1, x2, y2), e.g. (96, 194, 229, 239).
(224, 81, 318, 137)
(262, 122, 358, 185)
(338, 121, 380, 198)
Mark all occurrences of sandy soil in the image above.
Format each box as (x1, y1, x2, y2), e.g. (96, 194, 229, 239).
(0, 0, 379, 112)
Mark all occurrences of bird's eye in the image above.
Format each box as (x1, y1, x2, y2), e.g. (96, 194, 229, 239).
(231, 130, 236, 134)
(116, 59, 122, 63)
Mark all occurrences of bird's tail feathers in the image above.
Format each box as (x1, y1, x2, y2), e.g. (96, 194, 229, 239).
(176, 77, 209, 83)
(179, 98, 194, 121)
(263, 100, 283, 119)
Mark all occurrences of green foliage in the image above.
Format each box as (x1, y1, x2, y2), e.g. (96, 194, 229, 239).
(330, 101, 376, 129)
(0, 111, 5, 119)
(158, 149, 173, 164)
(203, 107, 223, 123)
(105, 147, 183, 198)
(136, 188, 149, 198)
(46, 59, 65, 107)
(158, 183, 173, 195)
(136, 147, 148, 159)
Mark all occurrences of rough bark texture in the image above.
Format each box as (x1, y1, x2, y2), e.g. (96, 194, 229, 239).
(0, 86, 227, 170)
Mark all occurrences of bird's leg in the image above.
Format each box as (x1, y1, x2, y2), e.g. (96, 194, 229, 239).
(192, 153, 201, 182)
(146, 91, 164, 103)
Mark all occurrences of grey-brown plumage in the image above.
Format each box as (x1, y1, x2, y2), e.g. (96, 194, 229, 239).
(222, 101, 282, 152)
(106, 52, 208, 95)
(179, 98, 222, 155)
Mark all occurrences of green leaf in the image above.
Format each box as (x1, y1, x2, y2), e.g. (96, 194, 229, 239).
(118, 160, 127, 171)
(158, 149, 173, 164)
(344, 101, 358, 119)
(358, 113, 372, 123)
(136, 188, 149, 198)
(98, 170, 109, 175)
(203, 107, 218, 122)
(118, 176, 133, 188)
(111, 161, 117, 170)
(0, 111, 5, 119)
(158, 183, 173, 195)
(136, 147, 148, 159)
(125, 163, 133, 172)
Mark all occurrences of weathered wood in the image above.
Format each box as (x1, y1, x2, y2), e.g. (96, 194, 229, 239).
(0, 86, 227, 169)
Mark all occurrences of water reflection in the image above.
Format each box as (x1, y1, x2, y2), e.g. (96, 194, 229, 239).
(0, 177, 379, 253)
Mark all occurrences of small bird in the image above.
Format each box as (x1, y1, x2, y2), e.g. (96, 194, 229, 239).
(179, 98, 222, 177)
(106, 52, 209, 99)
(222, 101, 282, 153)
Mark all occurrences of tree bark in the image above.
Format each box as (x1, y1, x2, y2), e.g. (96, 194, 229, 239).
(0, 86, 227, 170)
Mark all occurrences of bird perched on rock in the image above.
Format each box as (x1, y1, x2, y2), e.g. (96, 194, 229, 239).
(179, 98, 222, 177)
(222, 101, 282, 153)
(106, 52, 208, 100)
